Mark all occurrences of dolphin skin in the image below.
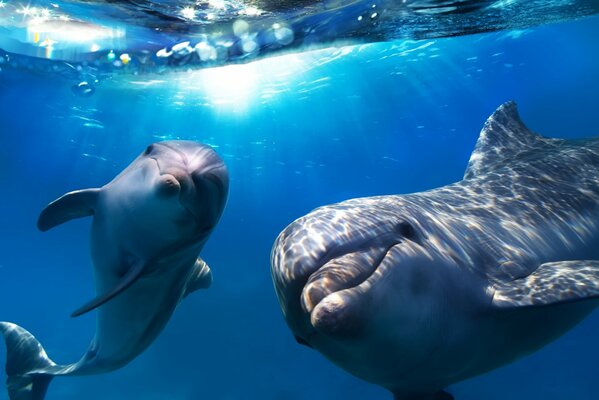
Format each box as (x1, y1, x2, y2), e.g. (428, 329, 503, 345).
(1, 141, 228, 400)
(271, 102, 599, 400)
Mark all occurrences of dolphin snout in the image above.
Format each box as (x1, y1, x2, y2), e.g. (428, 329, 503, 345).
(271, 204, 422, 342)
(300, 244, 398, 312)
(148, 141, 229, 232)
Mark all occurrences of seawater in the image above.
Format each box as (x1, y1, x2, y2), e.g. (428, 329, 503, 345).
(0, 11, 598, 400)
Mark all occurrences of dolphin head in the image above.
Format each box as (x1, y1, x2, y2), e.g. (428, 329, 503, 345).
(107, 140, 229, 256)
(271, 196, 478, 365)
(143, 140, 228, 233)
(272, 198, 417, 339)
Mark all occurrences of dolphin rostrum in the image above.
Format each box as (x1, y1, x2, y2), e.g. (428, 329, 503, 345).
(1, 140, 228, 400)
(271, 102, 599, 400)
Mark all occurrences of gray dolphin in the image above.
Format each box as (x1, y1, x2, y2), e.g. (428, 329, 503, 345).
(271, 102, 599, 400)
(1, 140, 228, 400)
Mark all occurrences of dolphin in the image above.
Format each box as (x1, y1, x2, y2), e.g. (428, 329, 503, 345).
(271, 102, 599, 400)
(0, 140, 228, 400)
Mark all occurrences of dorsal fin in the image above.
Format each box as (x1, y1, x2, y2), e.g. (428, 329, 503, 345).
(463, 101, 546, 180)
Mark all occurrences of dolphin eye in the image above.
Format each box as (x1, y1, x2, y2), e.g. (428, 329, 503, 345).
(144, 144, 155, 155)
(396, 221, 416, 240)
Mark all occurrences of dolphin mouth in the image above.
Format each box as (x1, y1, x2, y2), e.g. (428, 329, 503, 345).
(300, 242, 400, 314)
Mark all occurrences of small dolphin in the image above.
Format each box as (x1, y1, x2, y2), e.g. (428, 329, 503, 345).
(271, 102, 599, 400)
(1, 141, 228, 400)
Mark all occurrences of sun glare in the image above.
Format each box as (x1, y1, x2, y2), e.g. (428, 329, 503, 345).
(175, 51, 316, 113)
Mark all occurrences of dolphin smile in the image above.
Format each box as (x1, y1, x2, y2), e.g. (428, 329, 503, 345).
(301, 243, 400, 313)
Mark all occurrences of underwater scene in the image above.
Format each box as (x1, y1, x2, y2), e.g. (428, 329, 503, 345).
(0, 1, 598, 399)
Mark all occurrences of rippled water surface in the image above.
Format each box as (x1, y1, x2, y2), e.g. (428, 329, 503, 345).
(0, 0, 598, 76)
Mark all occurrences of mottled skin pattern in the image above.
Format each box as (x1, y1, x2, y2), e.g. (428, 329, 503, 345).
(271, 102, 599, 400)
(0, 141, 228, 400)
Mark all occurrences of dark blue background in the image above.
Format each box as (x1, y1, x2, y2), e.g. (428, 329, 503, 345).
(0, 16, 598, 400)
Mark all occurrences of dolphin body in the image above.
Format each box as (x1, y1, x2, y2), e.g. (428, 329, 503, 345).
(1, 141, 228, 400)
(271, 102, 599, 400)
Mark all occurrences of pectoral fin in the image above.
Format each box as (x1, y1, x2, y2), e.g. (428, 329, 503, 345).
(492, 260, 599, 308)
(183, 258, 213, 298)
(71, 260, 147, 317)
(38, 188, 100, 231)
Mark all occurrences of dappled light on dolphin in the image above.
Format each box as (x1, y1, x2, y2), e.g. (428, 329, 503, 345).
(271, 102, 599, 400)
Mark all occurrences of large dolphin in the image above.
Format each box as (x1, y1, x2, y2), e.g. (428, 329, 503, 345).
(1, 141, 228, 400)
(271, 102, 599, 400)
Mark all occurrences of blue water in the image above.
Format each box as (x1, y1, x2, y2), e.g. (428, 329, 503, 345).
(1, 11, 598, 400)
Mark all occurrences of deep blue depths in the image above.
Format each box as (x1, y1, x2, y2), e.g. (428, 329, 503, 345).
(0, 16, 598, 400)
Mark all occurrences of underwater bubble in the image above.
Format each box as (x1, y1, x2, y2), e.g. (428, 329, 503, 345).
(242, 39, 258, 54)
(273, 24, 294, 46)
(72, 81, 95, 97)
(195, 42, 217, 62)
(233, 20, 250, 37)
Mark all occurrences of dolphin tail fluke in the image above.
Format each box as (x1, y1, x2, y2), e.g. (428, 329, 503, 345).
(0, 322, 57, 400)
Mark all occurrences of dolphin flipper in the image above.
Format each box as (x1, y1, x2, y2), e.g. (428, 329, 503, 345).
(71, 260, 147, 317)
(183, 258, 213, 298)
(492, 260, 599, 308)
(0, 322, 61, 400)
(37, 189, 100, 232)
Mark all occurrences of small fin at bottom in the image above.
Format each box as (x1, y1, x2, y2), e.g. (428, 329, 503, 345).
(394, 390, 454, 400)
(492, 260, 599, 308)
(183, 258, 213, 298)
(0, 322, 57, 400)
(71, 260, 148, 317)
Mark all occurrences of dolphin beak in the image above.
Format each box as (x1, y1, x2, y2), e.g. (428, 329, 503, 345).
(272, 223, 402, 342)
(300, 244, 399, 314)
(307, 243, 405, 338)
